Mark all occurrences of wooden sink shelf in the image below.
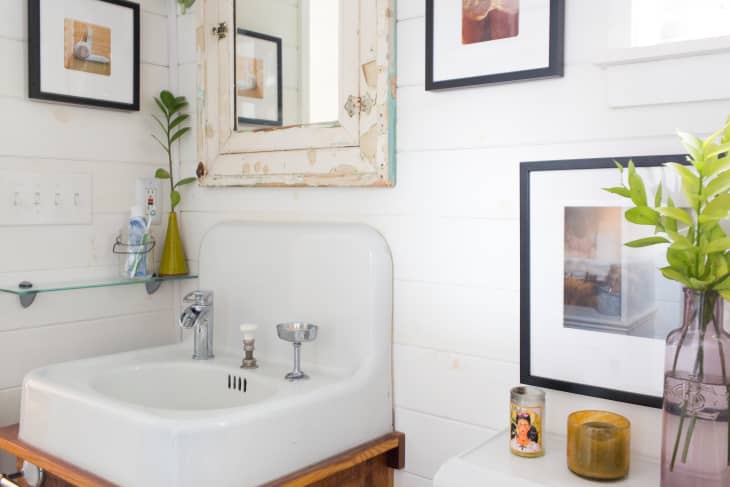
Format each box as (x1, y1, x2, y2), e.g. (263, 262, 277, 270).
(0, 425, 404, 487)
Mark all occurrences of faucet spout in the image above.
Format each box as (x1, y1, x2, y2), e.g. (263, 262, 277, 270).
(179, 290, 215, 360)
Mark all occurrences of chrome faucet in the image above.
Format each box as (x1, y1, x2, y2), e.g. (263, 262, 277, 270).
(179, 290, 215, 360)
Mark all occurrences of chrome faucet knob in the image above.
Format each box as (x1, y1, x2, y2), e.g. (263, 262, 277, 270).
(179, 305, 202, 329)
(183, 290, 213, 305)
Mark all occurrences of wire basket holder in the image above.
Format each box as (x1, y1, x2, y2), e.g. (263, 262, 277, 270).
(113, 234, 156, 279)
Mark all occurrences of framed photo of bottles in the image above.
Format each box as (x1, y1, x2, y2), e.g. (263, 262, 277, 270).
(28, 0, 140, 110)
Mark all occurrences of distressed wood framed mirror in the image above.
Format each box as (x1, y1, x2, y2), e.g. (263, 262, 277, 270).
(197, 0, 396, 187)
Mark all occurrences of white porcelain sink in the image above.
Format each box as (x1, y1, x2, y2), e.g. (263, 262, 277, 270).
(19, 222, 394, 487)
(91, 362, 277, 410)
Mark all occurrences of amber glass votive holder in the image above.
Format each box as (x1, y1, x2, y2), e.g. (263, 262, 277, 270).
(567, 410, 630, 480)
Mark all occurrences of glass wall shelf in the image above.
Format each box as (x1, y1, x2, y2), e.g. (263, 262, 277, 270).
(0, 274, 199, 308)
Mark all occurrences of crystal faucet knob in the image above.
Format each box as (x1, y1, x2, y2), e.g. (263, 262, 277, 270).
(239, 323, 258, 341)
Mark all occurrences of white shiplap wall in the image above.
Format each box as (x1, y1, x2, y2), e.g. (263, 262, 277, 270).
(176, 1, 730, 485)
(0, 0, 180, 465)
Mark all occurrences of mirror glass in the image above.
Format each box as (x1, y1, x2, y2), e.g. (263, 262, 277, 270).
(234, 0, 340, 131)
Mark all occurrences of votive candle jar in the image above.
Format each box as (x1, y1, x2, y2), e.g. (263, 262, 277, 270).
(567, 410, 631, 480)
(510, 386, 545, 458)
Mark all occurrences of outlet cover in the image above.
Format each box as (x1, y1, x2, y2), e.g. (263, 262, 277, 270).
(136, 178, 162, 225)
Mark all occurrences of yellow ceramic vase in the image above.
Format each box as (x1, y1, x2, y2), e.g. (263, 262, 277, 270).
(159, 212, 188, 276)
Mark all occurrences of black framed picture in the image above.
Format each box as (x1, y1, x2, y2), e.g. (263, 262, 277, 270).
(28, 0, 140, 111)
(520, 155, 689, 409)
(426, 0, 564, 90)
(235, 29, 283, 128)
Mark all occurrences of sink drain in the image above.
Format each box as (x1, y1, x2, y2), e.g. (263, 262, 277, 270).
(227, 374, 247, 392)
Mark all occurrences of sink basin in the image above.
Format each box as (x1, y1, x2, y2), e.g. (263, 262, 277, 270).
(20, 345, 388, 486)
(91, 362, 276, 410)
(19, 222, 394, 487)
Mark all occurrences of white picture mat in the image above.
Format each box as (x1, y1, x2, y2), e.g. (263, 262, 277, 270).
(39, 0, 134, 104)
(236, 34, 279, 123)
(433, 0, 551, 82)
(529, 166, 680, 398)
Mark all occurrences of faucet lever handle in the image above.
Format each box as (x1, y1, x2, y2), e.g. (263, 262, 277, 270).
(183, 290, 213, 305)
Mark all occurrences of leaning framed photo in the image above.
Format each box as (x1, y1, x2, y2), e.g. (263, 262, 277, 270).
(520, 155, 688, 409)
(426, 0, 564, 90)
(235, 29, 283, 128)
(28, 0, 140, 110)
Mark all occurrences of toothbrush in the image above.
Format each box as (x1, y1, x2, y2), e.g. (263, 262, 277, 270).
(130, 216, 152, 278)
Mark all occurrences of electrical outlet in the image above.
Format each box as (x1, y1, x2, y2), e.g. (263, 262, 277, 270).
(136, 178, 162, 225)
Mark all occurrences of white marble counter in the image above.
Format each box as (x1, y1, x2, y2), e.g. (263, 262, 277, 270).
(434, 431, 660, 486)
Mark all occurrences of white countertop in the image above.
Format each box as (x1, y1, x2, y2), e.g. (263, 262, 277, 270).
(434, 431, 660, 487)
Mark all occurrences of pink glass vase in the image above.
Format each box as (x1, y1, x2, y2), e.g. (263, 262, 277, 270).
(661, 288, 730, 486)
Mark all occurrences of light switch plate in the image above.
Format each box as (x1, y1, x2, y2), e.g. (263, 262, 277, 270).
(0, 171, 92, 225)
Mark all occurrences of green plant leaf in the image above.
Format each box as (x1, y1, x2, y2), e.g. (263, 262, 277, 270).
(155, 168, 170, 179)
(625, 206, 660, 225)
(661, 266, 692, 287)
(665, 162, 700, 206)
(704, 122, 729, 148)
(700, 193, 730, 222)
(627, 160, 648, 206)
(702, 169, 730, 202)
(667, 230, 691, 248)
(177, 0, 195, 13)
(677, 130, 704, 163)
(719, 290, 730, 301)
(706, 237, 730, 254)
(690, 277, 713, 288)
(160, 90, 176, 110)
(169, 114, 189, 131)
(151, 135, 169, 154)
(658, 207, 693, 226)
(170, 127, 191, 144)
(703, 154, 730, 178)
(625, 236, 669, 248)
(713, 254, 728, 279)
(174, 177, 197, 188)
(654, 182, 663, 208)
(603, 186, 631, 198)
(171, 190, 181, 210)
(663, 215, 678, 233)
(711, 222, 726, 238)
(613, 160, 624, 173)
(663, 197, 678, 233)
(168, 98, 188, 116)
(667, 247, 690, 272)
(705, 142, 730, 160)
(154, 97, 167, 117)
(714, 272, 730, 290)
(151, 114, 167, 134)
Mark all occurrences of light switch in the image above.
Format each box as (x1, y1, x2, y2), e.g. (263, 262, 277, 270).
(0, 171, 92, 225)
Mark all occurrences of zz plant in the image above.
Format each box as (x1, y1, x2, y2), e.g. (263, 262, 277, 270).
(177, 0, 195, 13)
(151, 90, 196, 212)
